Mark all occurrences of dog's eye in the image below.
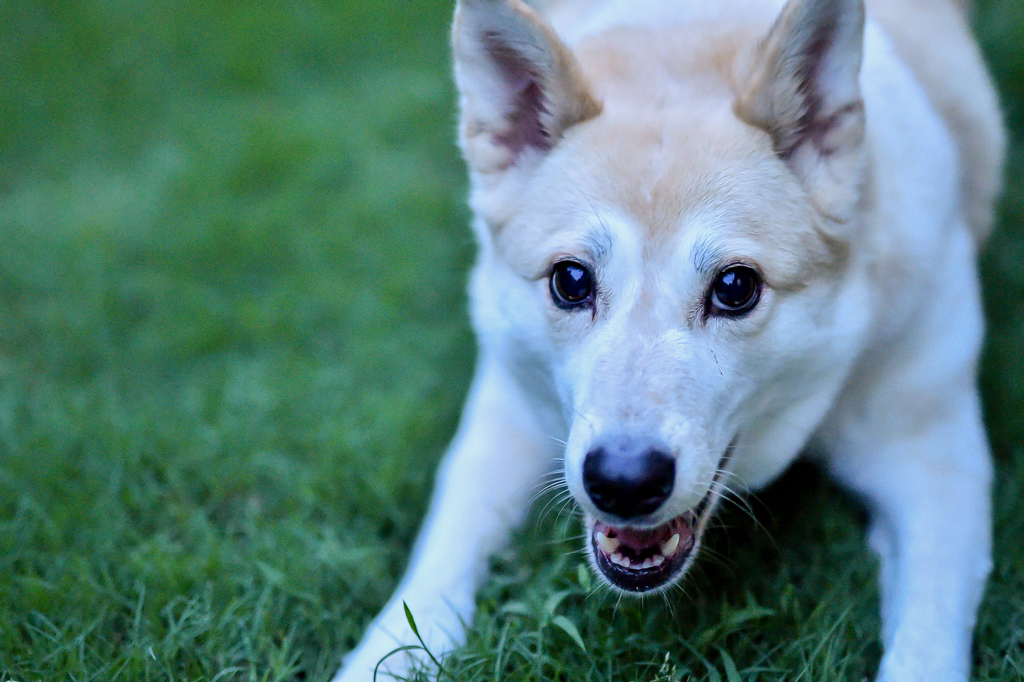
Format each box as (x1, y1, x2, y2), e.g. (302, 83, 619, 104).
(550, 260, 594, 309)
(708, 265, 761, 316)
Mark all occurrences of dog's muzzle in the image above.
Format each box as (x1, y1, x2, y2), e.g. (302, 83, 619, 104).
(588, 485, 716, 593)
(583, 442, 731, 593)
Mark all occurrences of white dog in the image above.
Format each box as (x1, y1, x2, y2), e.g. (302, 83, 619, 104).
(335, 0, 1005, 678)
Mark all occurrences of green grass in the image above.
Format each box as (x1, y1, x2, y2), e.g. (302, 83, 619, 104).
(0, 1, 1021, 680)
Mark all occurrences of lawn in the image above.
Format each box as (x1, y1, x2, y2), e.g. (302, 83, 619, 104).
(0, 1, 1021, 681)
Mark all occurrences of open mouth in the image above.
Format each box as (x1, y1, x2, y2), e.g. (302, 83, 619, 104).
(589, 491, 712, 593)
(588, 453, 730, 594)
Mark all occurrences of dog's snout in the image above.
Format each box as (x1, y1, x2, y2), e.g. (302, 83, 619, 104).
(582, 440, 675, 519)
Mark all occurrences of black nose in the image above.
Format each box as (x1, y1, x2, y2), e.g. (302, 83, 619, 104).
(582, 440, 675, 519)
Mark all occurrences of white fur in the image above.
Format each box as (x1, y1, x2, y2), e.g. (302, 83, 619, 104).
(334, 0, 1003, 679)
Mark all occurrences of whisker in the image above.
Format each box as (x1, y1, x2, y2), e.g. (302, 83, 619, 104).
(535, 490, 574, 528)
(554, 495, 581, 527)
(531, 489, 567, 520)
(565, 545, 593, 558)
(612, 591, 625, 621)
(662, 590, 678, 620)
(530, 478, 568, 497)
(530, 480, 569, 503)
(711, 469, 779, 549)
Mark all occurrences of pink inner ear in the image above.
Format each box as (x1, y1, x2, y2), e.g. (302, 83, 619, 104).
(481, 32, 552, 154)
(781, 21, 846, 160)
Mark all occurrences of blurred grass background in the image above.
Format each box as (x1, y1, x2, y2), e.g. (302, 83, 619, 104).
(0, 1, 1021, 680)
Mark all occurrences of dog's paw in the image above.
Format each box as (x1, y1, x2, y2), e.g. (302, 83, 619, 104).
(874, 651, 969, 682)
(332, 639, 429, 682)
(332, 600, 468, 682)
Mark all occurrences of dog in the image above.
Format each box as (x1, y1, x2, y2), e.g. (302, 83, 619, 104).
(334, 0, 1005, 678)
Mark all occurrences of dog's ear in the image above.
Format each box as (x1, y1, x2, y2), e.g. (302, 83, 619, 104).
(735, 0, 866, 224)
(452, 0, 601, 180)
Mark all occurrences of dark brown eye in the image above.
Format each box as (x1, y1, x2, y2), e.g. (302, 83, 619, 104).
(709, 265, 761, 316)
(550, 260, 594, 309)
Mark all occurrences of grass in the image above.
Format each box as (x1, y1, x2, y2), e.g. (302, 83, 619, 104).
(0, 0, 1021, 680)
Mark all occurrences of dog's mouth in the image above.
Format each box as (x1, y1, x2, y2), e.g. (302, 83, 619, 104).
(587, 451, 730, 594)
(589, 491, 712, 593)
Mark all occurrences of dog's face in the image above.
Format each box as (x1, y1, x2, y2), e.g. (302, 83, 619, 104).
(454, 0, 869, 592)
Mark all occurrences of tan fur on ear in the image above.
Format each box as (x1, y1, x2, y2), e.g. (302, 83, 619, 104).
(734, 0, 867, 225)
(453, 0, 601, 176)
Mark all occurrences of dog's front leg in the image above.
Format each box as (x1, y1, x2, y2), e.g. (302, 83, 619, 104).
(827, 389, 992, 682)
(333, 355, 559, 681)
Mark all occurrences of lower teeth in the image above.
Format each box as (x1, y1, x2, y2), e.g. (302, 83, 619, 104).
(595, 525, 685, 571)
(609, 551, 666, 570)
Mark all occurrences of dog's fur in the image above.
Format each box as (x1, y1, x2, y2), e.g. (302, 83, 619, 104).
(335, 0, 1004, 679)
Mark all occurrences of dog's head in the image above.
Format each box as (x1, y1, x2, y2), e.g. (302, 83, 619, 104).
(453, 0, 870, 593)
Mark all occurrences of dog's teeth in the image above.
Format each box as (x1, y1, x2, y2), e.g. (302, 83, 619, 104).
(610, 552, 631, 568)
(651, 554, 665, 567)
(595, 531, 621, 554)
(641, 558, 653, 570)
(660, 533, 680, 557)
